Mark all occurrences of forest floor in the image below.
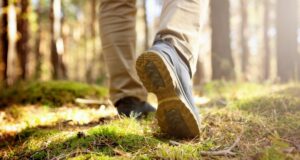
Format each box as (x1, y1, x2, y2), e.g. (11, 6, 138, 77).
(0, 81, 300, 160)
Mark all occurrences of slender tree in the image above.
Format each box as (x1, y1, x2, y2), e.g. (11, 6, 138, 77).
(143, 0, 149, 49)
(0, 0, 2, 74)
(16, 0, 30, 79)
(50, 0, 67, 79)
(86, 0, 97, 82)
(193, 57, 205, 92)
(5, 1, 17, 85)
(263, 0, 271, 80)
(34, 0, 43, 79)
(276, 0, 298, 82)
(240, 0, 250, 78)
(210, 0, 235, 80)
(1, 0, 9, 82)
(91, 0, 98, 59)
(90, 0, 97, 59)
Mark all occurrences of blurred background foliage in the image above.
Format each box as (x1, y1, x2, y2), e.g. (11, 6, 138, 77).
(0, 0, 299, 87)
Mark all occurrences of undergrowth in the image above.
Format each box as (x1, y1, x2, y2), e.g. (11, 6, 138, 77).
(0, 81, 108, 107)
(0, 81, 299, 159)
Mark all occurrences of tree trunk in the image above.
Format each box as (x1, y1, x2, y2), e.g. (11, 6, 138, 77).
(0, 0, 2, 78)
(143, 0, 149, 50)
(210, 0, 235, 80)
(86, 0, 97, 82)
(50, 0, 67, 79)
(240, 0, 249, 78)
(60, 13, 68, 79)
(91, 0, 97, 59)
(6, 2, 17, 85)
(276, 0, 298, 82)
(16, 0, 30, 80)
(193, 58, 205, 91)
(1, 0, 9, 82)
(34, 0, 43, 79)
(263, 0, 270, 80)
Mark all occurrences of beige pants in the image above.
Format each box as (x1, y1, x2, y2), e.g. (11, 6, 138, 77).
(100, 0, 208, 104)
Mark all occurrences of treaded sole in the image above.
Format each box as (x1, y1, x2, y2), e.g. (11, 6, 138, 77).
(136, 51, 200, 138)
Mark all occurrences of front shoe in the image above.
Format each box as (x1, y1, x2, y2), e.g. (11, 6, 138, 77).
(136, 41, 201, 138)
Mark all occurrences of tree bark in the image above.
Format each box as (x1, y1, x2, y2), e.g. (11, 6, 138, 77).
(1, 0, 9, 82)
(91, 0, 97, 58)
(34, 0, 43, 79)
(240, 0, 249, 78)
(263, 0, 271, 80)
(210, 0, 235, 80)
(193, 58, 204, 88)
(16, 0, 30, 80)
(50, 0, 67, 79)
(0, 0, 2, 79)
(86, 0, 97, 82)
(276, 0, 298, 82)
(143, 0, 149, 50)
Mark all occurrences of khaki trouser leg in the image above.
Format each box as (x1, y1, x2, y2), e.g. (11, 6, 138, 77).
(99, 0, 147, 104)
(156, 0, 208, 75)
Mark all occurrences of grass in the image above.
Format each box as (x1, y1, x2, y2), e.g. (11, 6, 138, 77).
(0, 81, 300, 159)
(0, 81, 108, 107)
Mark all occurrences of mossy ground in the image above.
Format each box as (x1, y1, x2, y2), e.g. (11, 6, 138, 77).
(0, 81, 108, 107)
(0, 81, 299, 159)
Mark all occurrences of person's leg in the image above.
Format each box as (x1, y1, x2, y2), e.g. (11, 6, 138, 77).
(99, 0, 155, 116)
(136, 0, 208, 138)
(156, 0, 208, 76)
(99, 0, 146, 104)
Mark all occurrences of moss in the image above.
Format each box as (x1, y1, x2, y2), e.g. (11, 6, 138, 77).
(203, 81, 267, 100)
(68, 154, 117, 160)
(234, 95, 300, 116)
(30, 150, 47, 160)
(6, 119, 160, 159)
(258, 137, 293, 160)
(0, 81, 108, 107)
(155, 144, 197, 159)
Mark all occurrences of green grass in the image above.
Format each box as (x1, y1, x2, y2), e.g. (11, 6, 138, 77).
(0, 81, 108, 107)
(0, 81, 299, 159)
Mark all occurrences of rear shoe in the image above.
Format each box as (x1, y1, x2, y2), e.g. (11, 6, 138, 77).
(136, 41, 201, 138)
(115, 96, 156, 118)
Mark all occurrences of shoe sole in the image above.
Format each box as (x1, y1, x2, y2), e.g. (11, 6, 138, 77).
(136, 51, 200, 138)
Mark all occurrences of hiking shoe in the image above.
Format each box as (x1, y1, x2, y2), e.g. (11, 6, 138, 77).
(136, 41, 201, 138)
(115, 97, 156, 118)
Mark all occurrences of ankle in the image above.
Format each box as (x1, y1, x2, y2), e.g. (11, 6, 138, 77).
(152, 40, 192, 78)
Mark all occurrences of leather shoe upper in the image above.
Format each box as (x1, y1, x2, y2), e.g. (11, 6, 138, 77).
(115, 97, 156, 118)
(149, 41, 200, 122)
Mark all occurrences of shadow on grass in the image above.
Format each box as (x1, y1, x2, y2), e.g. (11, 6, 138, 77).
(275, 85, 300, 98)
(233, 86, 300, 138)
(0, 116, 116, 148)
(16, 125, 159, 159)
(1, 118, 166, 160)
(232, 85, 300, 115)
